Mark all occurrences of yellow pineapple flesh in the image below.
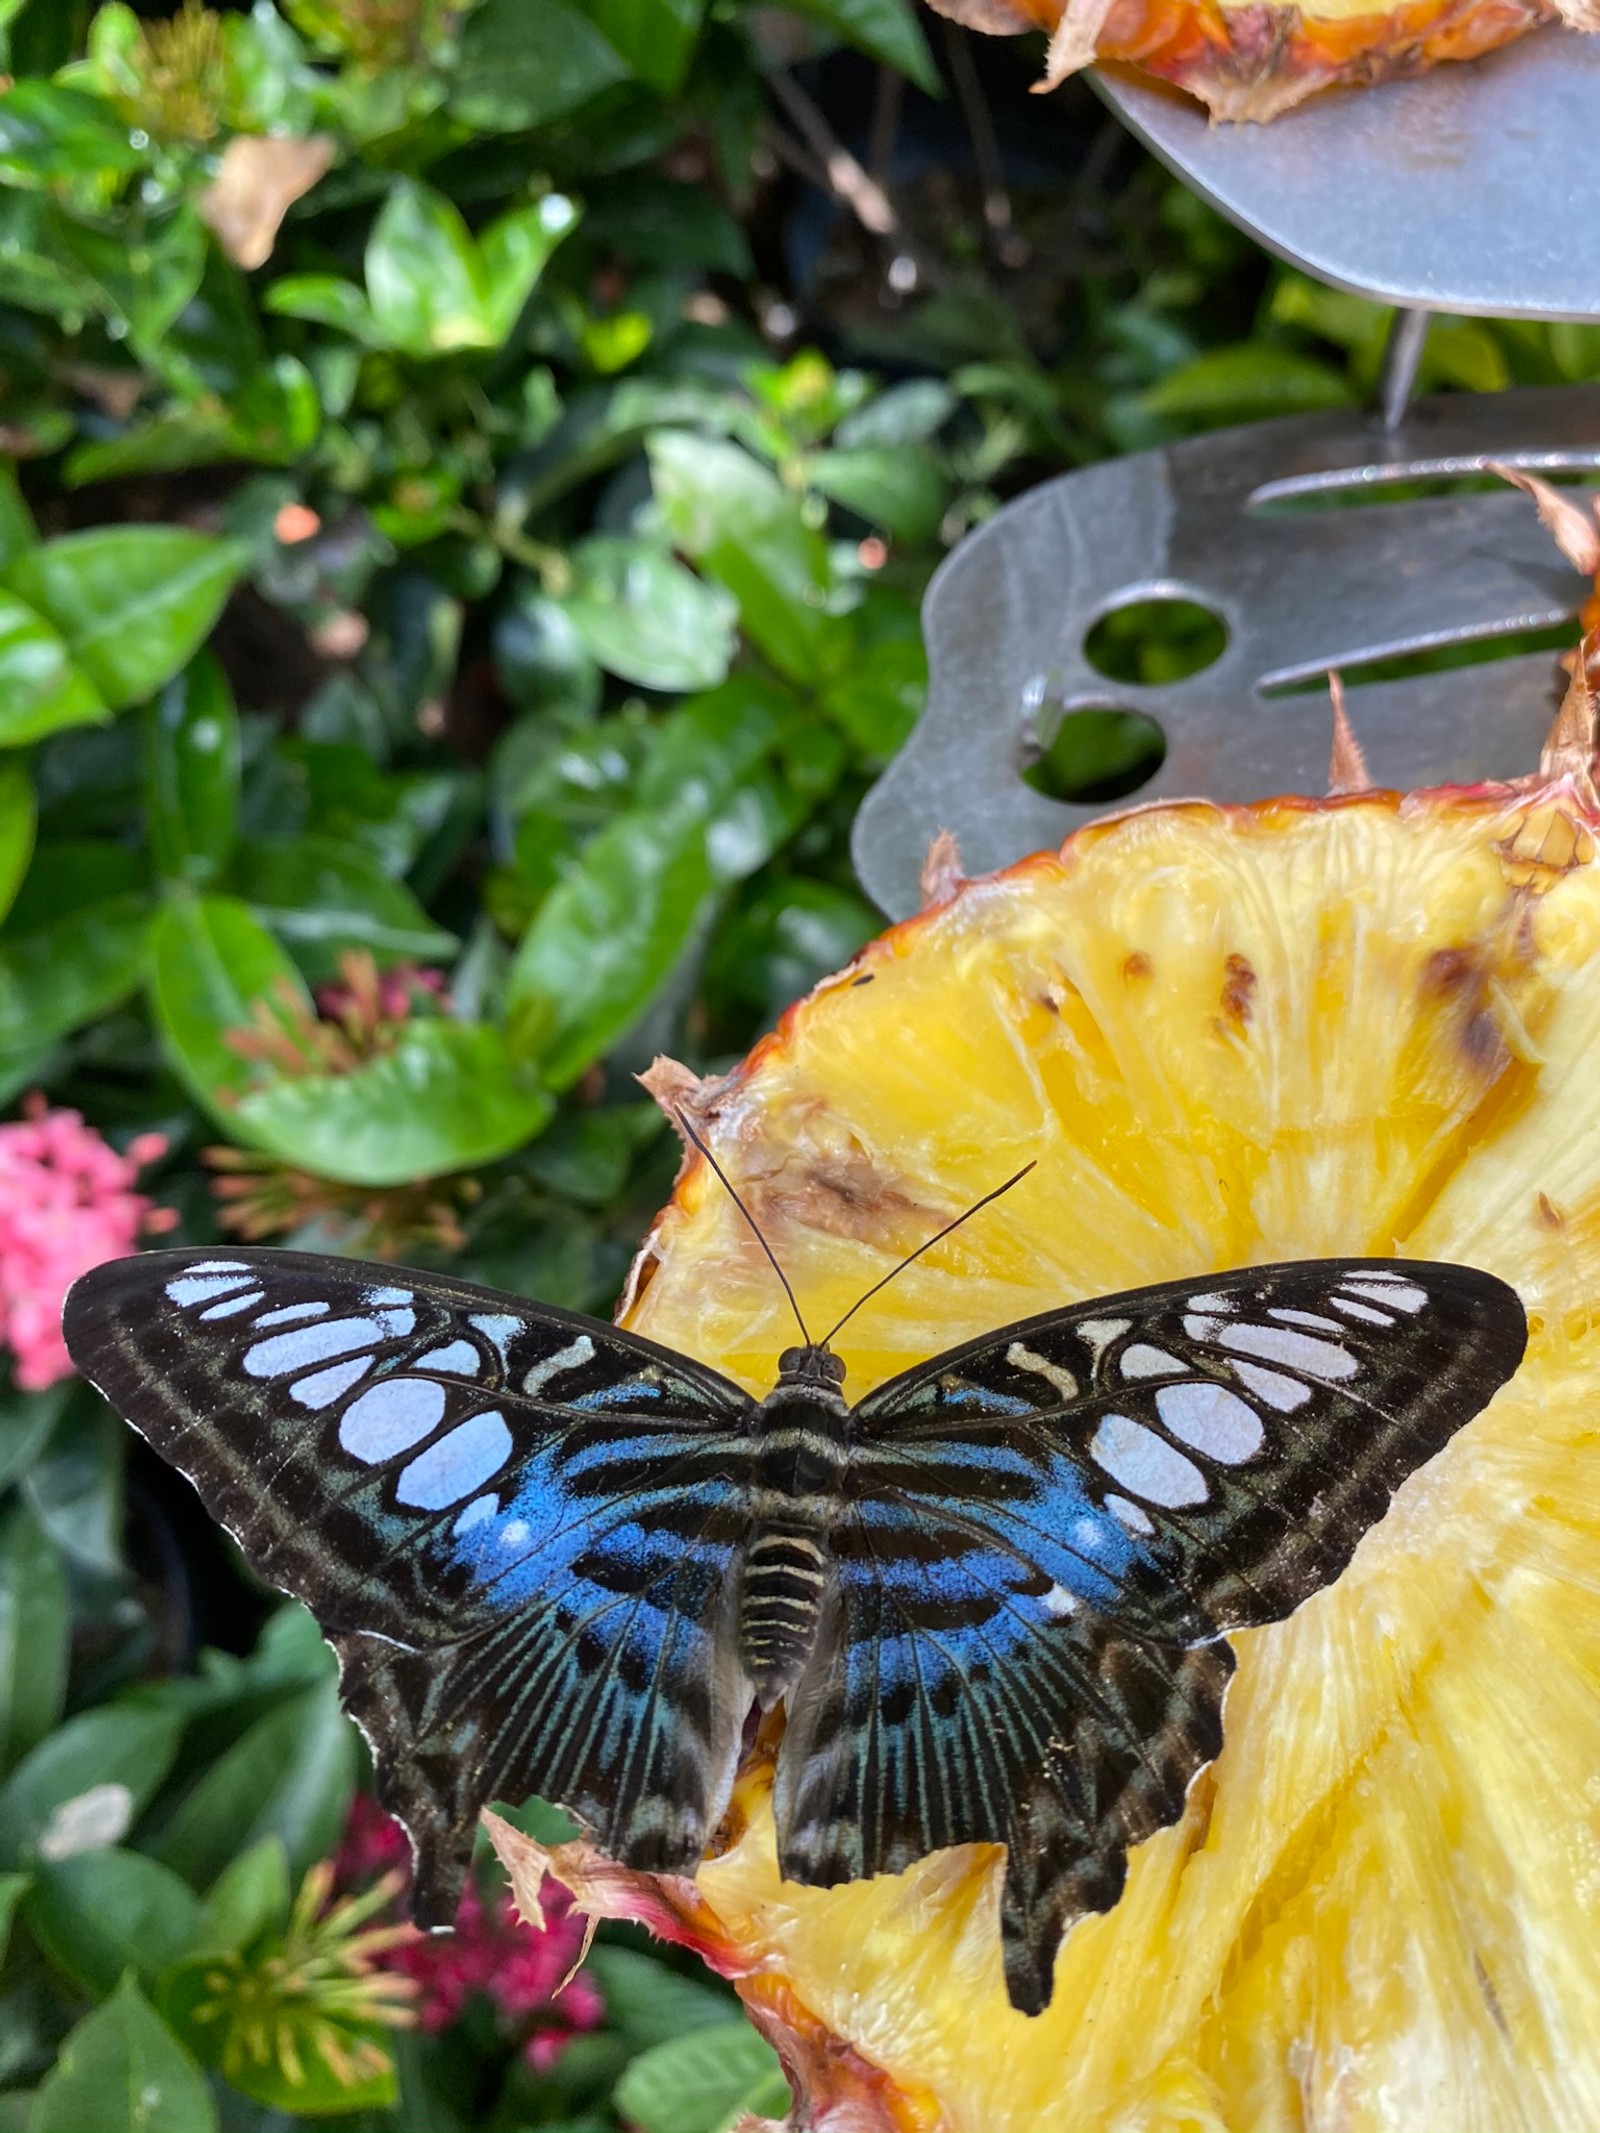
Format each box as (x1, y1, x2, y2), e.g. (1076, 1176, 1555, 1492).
(494, 641, 1600, 2129)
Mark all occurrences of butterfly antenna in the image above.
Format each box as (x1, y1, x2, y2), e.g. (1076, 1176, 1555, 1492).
(819, 1160, 1037, 1349)
(672, 1108, 813, 1347)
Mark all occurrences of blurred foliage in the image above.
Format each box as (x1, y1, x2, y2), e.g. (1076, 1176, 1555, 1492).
(0, 0, 1593, 2126)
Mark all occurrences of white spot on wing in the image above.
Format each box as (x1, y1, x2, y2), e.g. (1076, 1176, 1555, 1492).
(185, 1260, 250, 1275)
(246, 1315, 386, 1379)
(1269, 1309, 1346, 1332)
(453, 1492, 499, 1537)
(1230, 1360, 1312, 1412)
(1040, 1582, 1078, 1619)
(166, 1272, 255, 1307)
(469, 1313, 523, 1364)
(339, 1377, 448, 1464)
(1213, 1321, 1358, 1381)
(1331, 1296, 1395, 1326)
(1345, 1278, 1426, 1313)
(1076, 1318, 1131, 1370)
(292, 1357, 373, 1410)
(1120, 1343, 1184, 1380)
(255, 1301, 331, 1328)
(200, 1288, 264, 1320)
(416, 1340, 480, 1377)
(1156, 1380, 1265, 1464)
(523, 1333, 596, 1397)
(1105, 1492, 1154, 1535)
(1090, 1413, 1208, 1507)
(397, 1411, 513, 1510)
(1186, 1292, 1237, 1314)
(1005, 1342, 1078, 1401)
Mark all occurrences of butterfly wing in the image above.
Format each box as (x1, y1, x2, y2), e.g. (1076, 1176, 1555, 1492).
(778, 1258, 1525, 2012)
(63, 1247, 758, 1921)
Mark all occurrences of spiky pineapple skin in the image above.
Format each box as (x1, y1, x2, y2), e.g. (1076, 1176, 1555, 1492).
(546, 777, 1600, 2133)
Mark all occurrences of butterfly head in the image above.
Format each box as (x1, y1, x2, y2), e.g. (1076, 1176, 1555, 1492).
(776, 1343, 847, 1390)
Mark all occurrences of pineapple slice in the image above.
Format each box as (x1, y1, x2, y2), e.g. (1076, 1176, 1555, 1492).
(927, 0, 1593, 124)
(491, 653, 1600, 2130)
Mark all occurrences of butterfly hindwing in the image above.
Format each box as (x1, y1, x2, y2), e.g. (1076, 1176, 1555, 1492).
(777, 1258, 1525, 2010)
(63, 1247, 759, 1919)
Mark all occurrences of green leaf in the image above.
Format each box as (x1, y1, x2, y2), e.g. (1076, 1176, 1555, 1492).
(507, 677, 790, 1080)
(582, 1945, 736, 2048)
(0, 590, 108, 747)
(22, 1401, 123, 1577)
(450, 0, 629, 133)
(0, 1382, 69, 1495)
(781, 0, 938, 92)
(0, 759, 35, 925)
(561, 538, 736, 692)
(197, 1837, 289, 1956)
(649, 432, 853, 687)
(5, 530, 249, 712)
(365, 181, 494, 356)
(585, 0, 705, 93)
(233, 1020, 553, 1185)
(0, 1871, 25, 1969)
(0, 467, 38, 572)
(25, 1849, 205, 2000)
(0, 1704, 181, 1870)
(821, 632, 924, 760)
(612, 2021, 789, 2133)
(808, 446, 947, 544)
(151, 1683, 354, 1891)
(477, 193, 581, 343)
(0, 1503, 67, 1775)
(28, 1978, 216, 2133)
(0, 83, 142, 188)
(1134, 344, 1355, 426)
(143, 653, 239, 888)
(263, 272, 376, 343)
(56, 206, 208, 359)
(234, 834, 457, 982)
(0, 892, 149, 1052)
(146, 894, 310, 1115)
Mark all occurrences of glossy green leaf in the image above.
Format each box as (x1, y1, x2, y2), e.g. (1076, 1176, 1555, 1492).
(197, 1837, 290, 1956)
(562, 538, 736, 691)
(782, 0, 936, 88)
(0, 1704, 181, 1870)
(0, 1872, 25, 1970)
(0, 892, 149, 1052)
(0, 760, 35, 925)
(5, 530, 249, 712)
(25, 1849, 205, 2000)
(508, 678, 790, 1080)
(0, 83, 142, 187)
(1134, 344, 1355, 425)
(477, 193, 581, 343)
(233, 1019, 554, 1185)
(21, 1401, 123, 1577)
(0, 468, 38, 572)
(649, 431, 853, 687)
(0, 1502, 67, 1775)
(151, 1682, 354, 1891)
(583, 1944, 736, 2048)
(235, 834, 457, 982)
(143, 653, 239, 888)
(56, 205, 207, 357)
(365, 181, 493, 356)
(450, 0, 629, 133)
(612, 2020, 789, 2133)
(0, 1382, 68, 1496)
(28, 1978, 216, 2133)
(586, 0, 705, 92)
(821, 632, 925, 760)
(146, 894, 310, 1116)
(808, 445, 946, 544)
(494, 584, 601, 721)
(262, 272, 376, 343)
(0, 590, 108, 747)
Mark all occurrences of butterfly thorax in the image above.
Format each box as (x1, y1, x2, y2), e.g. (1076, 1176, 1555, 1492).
(739, 1345, 850, 1706)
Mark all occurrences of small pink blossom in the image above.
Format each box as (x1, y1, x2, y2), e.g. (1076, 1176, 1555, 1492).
(334, 1796, 603, 2071)
(314, 962, 449, 1027)
(0, 1097, 173, 1390)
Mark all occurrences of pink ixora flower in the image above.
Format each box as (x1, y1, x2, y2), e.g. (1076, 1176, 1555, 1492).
(0, 1096, 175, 1390)
(334, 1796, 604, 2071)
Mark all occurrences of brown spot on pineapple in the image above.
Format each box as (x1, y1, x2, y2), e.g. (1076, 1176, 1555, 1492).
(1537, 1192, 1565, 1231)
(1422, 946, 1512, 1079)
(1220, 953, 1256, 1031)
(1123, 951, 1153, 983)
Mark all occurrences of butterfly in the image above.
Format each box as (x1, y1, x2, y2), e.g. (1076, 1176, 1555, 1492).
(62, 1216, 1524, 2015)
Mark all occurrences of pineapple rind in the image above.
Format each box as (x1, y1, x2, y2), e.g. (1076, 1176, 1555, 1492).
(617, 789, 1600, 2131)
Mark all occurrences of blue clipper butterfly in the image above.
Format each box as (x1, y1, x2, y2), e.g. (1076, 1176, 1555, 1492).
(63, 1208, 1524, 2015)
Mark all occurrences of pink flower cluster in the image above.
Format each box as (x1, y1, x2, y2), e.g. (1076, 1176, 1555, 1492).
(335, 1797, 603, 2070)
(0, 1098, 175, 1390)
(314, 963, 449, 1026)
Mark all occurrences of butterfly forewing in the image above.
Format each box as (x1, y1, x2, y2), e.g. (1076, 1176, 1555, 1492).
(776, 1257, 1525, 2010)
(63, 1247, 759, 1920)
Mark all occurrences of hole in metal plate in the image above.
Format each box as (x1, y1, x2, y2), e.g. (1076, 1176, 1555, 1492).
(1083, 597, 1229, 685)
(1023, 707, 1167, 804)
